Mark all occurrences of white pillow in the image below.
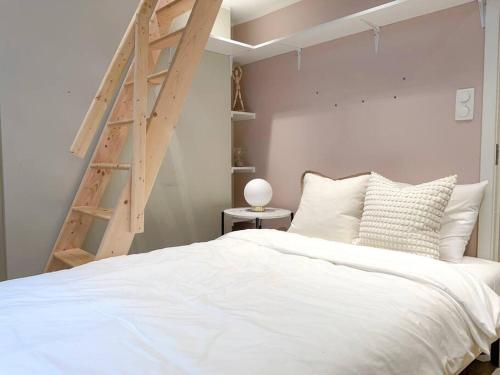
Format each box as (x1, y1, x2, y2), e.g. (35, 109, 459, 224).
(395, 180, 488, 261)
(355, 173, 457, 259)
(289, 173, 370, 243)
(440, 181, 487, 262)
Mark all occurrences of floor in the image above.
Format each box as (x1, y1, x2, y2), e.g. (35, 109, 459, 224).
(463, 360, 500, 375)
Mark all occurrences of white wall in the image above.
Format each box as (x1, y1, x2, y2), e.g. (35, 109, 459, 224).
(134, 51, 231, 251)
(0, 1, 231, 278)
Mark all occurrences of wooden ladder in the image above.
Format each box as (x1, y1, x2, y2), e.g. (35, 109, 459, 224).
(45, 0, 222, 272)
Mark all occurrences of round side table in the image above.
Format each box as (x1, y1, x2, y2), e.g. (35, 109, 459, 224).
(221, 207, 294, 235)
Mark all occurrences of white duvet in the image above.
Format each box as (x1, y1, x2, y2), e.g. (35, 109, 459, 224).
(0, 229, 499, 375)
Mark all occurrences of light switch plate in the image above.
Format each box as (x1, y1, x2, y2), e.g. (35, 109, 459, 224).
(455, 88, 474, 121)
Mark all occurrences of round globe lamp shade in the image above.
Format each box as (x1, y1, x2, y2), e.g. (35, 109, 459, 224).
(244, 179, 273, 212)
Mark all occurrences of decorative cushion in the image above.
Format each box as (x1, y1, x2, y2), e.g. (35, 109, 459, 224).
(289, 172, 370, 243)
(440, 181, 487, 262)
(394, 180, 488, 261)
(355, 173, 457, 258)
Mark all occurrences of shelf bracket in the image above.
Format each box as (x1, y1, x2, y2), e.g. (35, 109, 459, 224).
(296, 48, 302, 71)
(478, 0, 486, 29)
(361, 19, 381, 53)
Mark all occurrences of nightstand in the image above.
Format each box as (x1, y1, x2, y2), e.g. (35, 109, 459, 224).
(221, 207, 294, 235)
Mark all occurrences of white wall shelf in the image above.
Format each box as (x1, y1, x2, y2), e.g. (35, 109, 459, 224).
(231, 166, 256, 174)
(231, 111, 256, 121)
(206, 0, 473, 65)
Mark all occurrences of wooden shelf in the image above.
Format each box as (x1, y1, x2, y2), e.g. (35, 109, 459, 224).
(206, 0, 472, 65)
(232, 166, 256, 174)
(231, 111, 256, 121)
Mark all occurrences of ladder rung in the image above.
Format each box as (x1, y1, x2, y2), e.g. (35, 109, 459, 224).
(53, 248, 95, 268)
(107, 116, 151, 127)
(73, 206, 113, 220)
(156, 0, 195, 21)
(147, 69, 169, 84)
(124, 69, 169, 87)
(149, 28, 184, 50)
(90, 163, 131, 170)
(107, 119, 134, 127)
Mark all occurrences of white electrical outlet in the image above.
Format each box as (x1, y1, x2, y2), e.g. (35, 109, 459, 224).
(455, 88, 474, 121)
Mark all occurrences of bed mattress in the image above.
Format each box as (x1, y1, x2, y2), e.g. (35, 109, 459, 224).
(0, 229, 499, 375)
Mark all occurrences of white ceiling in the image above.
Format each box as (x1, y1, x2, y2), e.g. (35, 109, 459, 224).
(222, 0, 303, 25)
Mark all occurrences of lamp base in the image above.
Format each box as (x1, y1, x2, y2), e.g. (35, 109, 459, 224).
(250, 206, 265, 212)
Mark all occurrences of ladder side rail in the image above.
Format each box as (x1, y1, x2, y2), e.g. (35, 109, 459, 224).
(143, 0, 223, 200)
(130, 4, 150, 233)
(70, 0, 158, 158)
(96, 0, 223, 259)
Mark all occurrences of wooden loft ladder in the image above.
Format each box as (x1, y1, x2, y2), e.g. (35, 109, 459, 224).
(45, 0, 222, 272)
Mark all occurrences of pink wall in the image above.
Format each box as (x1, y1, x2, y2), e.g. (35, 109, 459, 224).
(233, 3, 484, 254)
(232, 0, 391, 45)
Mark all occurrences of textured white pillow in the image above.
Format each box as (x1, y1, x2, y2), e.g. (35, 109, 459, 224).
(440, 181, 487, 262)
(395, 180, 488, 261)
(289, 173, 370, 243)
(355, 173, 457, 258)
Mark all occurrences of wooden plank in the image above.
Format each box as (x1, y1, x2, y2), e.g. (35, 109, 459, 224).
(107, 118, 134, 127)
(69, 0, 158, 158)
(155, 0, 195, 35)
(108, 116, 152, 127)
(131, 4, 150, 233)
(73, 206, 114, 220)
(124, 68, 169, 86)
(46, 256, 71, 272)
(90, 163, 131, 170)
(147, 69, 169, 84)
(45, 0, 165, 272)
(54, 248, 95, 268)
(156, 0, 195, 21)
(96, 0, 223, 260)
(149, 28, 184, 50)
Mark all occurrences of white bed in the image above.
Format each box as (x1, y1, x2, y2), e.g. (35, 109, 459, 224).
(450, 256, 500, 295)
(0, 229, 499, 375)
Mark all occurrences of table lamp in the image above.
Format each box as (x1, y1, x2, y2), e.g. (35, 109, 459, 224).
(244, 179, 273, 212)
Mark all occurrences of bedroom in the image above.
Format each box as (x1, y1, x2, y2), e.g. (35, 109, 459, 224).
(0, 0, 499, 373)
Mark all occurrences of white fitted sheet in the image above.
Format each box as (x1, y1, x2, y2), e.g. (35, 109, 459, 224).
(449, 256, 500, 294)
